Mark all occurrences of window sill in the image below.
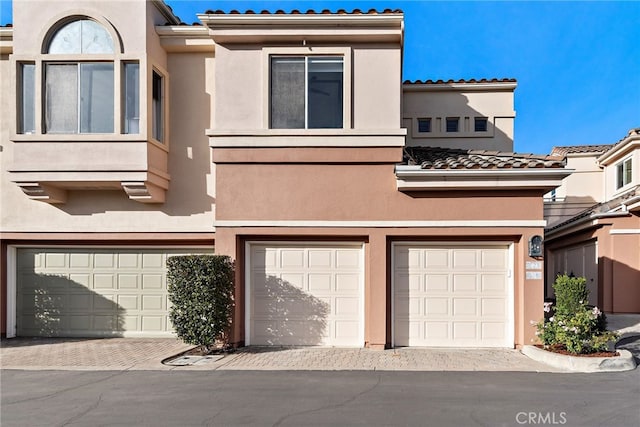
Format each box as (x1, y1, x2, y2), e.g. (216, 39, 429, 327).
(207, 128, 407, 148)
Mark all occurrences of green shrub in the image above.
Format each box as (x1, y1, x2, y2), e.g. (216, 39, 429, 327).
(167, 255, 234, 350)
(534, 274, 617, 354)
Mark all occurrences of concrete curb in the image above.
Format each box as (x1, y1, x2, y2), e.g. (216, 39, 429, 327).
(521, 345, 637, 373)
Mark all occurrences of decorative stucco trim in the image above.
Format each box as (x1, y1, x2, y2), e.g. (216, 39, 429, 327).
(396, 166, 572, 191)
(610, 229, 640, 235)
(213, 220, 547, 228)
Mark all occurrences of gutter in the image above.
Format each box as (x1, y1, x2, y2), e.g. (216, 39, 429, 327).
(395, 165, 573, 178)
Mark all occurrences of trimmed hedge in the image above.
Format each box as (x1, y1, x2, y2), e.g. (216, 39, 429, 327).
(166, 255, 234, 349)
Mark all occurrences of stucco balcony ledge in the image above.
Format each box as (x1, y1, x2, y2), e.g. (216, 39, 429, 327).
(208, 128, 407, 148)
(9, 139, 169, 204)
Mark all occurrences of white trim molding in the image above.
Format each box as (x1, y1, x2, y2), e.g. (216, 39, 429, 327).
(396, 165, 573, 191)
(214, 220, 547, 228)
(610, 229, 640, 235)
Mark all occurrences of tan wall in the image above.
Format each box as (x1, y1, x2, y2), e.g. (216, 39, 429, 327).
(402, 89, 515, 151)
(213, 43, 402, 131)
(215, 162, 543, 222)
(2, 2, 215, 233)
(13, 1, 148, 54)
(214, 226, 544, 349)
(545, 214, 640, 313)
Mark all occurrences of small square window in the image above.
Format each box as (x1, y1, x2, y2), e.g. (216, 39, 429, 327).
(417, 118, 431, 133)
(474, 117, 488, 132)
(446, 117, 459, 132)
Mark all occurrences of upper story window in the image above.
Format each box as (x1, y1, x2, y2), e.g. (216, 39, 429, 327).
(446, 117, 459, 133)
(17, 17, 142, 137)
(48, 19, 114, 54)
(417, 118, 431, 133)
(474, 117, 488, 132)
(616, 157, 632, 189)
(270, 56, 344, 129)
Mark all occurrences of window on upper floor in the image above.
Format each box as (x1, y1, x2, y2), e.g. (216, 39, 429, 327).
(474, 117, 488, 132)
(417, 118, 431, 133)
(270, 56, 344, 129)
(17, 18, 142, 136)
(446, 117, 459, 133)
(616, 157, 632, 190)
(152, 70, 164, 142)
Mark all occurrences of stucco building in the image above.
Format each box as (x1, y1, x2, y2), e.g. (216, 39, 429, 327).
(544, 129, 640, 313)
(0, 0, 571, 348)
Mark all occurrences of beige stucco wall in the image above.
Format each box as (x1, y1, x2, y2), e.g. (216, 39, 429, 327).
(402, 88, 515, 151)
(544, 154, 604, 228)
(213, 43, 402, 131)
(1, 1, 215, 233)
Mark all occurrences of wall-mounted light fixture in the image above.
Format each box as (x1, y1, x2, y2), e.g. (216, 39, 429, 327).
(529, 235, 543, 258)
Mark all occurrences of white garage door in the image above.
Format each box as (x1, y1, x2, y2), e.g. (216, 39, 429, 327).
(248, 244, 363, 346)
(393, 244, 512, 347)
(16, 248, 210, 337)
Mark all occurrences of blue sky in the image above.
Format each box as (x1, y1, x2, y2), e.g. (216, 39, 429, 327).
(1, 1, 638, 154)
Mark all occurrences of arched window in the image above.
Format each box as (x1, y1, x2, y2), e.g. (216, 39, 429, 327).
(48, 19, 114, 54)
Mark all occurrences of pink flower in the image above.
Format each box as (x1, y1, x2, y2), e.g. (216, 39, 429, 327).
(592, 307, 602, 317)
(543, 302, 552, 313)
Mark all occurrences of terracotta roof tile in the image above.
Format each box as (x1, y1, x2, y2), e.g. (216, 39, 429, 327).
(551, 144, 614, 156)
(404, 147, 565, 170)
(403, 78, 517, 85)
(547, 185, 640, 231)
(202, 8, 403, 15)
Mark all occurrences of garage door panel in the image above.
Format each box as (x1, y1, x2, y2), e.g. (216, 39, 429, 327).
(453, 275, 477, 292)
(425, 249, 448, 269)
(394, 244, 511, 348)
(453, 298, 477, 316)
(425, 298, 448, 315)
(308, 274, 332, 291)
(17, 248, 210, 337)
(425, 275, 447, 292)
(481, 250, 508, 269)
(335, 274, 359, 291)
(453, 250, 478, 269)
(481, 274, 506, 292)
(308, 249, 332, 268)
(481, 298, 506, 317)
(335, 250, 360, 268)
(250, 244, 362, 347)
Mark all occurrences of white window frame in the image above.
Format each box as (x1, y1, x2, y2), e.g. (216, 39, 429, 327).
(262, 47, 352, 130)
(615, 157, 633, 190)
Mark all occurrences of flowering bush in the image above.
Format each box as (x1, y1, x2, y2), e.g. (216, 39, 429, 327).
(534, 275, 618, 354)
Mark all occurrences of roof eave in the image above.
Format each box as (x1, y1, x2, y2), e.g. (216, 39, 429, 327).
(0, 27, 13, 54)
(395, 167, 573, 192)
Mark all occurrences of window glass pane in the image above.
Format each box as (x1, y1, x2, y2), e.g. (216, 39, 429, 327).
(152, 71, 164, 142)
(45, 64, 78, 133)
(308, 57, 343, 129)
(48, 19, 114, 54)
(80, 20, 114, 54)
(79, 63, 114, 133)
(124, 62, 140, 134)
(20, 63, 35, 134)
(48, 21, 82, 54)
(446, 117, 459, 132)
(474, 117, 488, 132)
(270, 57, 305, 129)
(624, 159, 632, 186)
(418, 118, 431, 133)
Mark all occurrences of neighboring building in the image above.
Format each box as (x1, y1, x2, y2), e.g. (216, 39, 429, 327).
(0, 0, 570, 348)
(544, 129, 640, 313)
